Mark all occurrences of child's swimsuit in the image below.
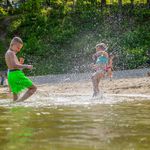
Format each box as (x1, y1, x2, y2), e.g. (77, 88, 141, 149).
(104, 66, 112, 72)
(95, 55, 108, 72)
(96, 55, 108, 64)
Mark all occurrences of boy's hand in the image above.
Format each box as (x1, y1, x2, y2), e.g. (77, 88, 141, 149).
(19, 57, 24, 64)
(26, 65, 33, 70)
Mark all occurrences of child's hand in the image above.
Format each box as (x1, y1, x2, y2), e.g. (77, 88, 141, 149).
(26, 65, 33, 70)
(92, 54, 96, 60)
(90, 63, 94, 68)
(93, 64, 98, 70)
(19, 57, 24, 64)
(90, 63, 97, 69)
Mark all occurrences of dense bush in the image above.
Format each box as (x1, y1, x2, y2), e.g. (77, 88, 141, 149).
(0, 1, 150, 74)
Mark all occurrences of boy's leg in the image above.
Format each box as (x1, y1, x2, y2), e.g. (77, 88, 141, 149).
(17, 85, 37, 102)
(13, 93, 18, 101)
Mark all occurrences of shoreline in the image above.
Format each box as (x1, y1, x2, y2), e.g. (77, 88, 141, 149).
(0, 68, 150, 100)
(30, 68, 150, 84)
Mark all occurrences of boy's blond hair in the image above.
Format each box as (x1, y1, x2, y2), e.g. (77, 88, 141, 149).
(10, 37, 23, 47)
(96, 43, 108, 51)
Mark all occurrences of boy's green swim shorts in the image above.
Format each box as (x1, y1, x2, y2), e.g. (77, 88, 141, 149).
(8, 69, 33, 94)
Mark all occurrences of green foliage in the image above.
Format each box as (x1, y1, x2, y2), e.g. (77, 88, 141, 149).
(133, 8, 150, 22)
(19, 0, 43, 13)
(23, 35, 44, 55)
(0, 1, 150, 74)
(8, 19, 22, 32)
(125, 48, 147, 69)
(0, 7, 8, 16)
(122, 25, 150, 49)
(0, 40, 6, 70)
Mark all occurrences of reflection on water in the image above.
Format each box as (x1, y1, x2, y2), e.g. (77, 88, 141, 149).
(1, 101, 150, 150)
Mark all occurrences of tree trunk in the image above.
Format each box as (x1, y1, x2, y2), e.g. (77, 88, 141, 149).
(101, 0, 106, 7)
(118, 0, 122, 9)
(147, 0, 150, 8)
(6, 0, 12, 7)
(130, 0, 134, 9)
(20, 0, 26, 3)
(46, 0, 50, 6)
(72, 0, 76, 11)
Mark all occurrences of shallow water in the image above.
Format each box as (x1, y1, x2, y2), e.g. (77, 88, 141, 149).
(0, 97, 150, 150)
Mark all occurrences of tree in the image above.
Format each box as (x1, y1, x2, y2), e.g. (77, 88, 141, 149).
(118, 0, 122, 9)
(147, 0, 150, 8)
(6, 0, 13, 7)
(101, 0, 106, 7)
(45, 0, 50, 6)
(130, 0, 134, 10)
(20, 0, 26, 3)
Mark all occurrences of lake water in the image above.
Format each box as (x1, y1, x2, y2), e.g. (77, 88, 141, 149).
(0, 97, 150, 150)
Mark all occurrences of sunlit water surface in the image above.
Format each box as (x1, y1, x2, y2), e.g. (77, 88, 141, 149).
(0, 96, 150, 150)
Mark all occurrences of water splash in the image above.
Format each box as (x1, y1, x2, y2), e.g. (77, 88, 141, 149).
(1, 91, 150, 108)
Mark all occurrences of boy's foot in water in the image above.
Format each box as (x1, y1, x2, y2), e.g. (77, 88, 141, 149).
(92, 91, 99, 97)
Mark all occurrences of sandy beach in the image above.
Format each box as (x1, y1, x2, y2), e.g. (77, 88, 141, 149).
(0, 68, 150, 99)
(37, 76, 150, 96)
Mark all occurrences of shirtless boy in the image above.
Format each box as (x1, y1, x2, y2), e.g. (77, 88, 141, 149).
(5, 37, 37, 102)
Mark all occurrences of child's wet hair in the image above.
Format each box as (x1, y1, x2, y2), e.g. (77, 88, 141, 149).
(95, 43, 108, 51)
(10, 37, 23, 46)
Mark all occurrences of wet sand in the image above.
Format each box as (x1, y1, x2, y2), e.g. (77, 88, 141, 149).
(35, 68, 150, 96)
(37, 76, 150, 96)
(0, 68, 150, 107)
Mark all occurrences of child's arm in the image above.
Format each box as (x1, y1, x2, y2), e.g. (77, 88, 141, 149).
(92, 53, 100, 63)
(9, 52, 32, 69)
(103, 51, 109, 58)
(92, 51, 103, 59)
(92, 53, 97, 61)
(108, 58, 114, 69)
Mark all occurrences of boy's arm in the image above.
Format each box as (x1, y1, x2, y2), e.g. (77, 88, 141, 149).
(9, 52, 31, 69)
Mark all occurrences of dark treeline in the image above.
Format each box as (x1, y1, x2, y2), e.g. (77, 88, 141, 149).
(0, 0, 150, 75)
